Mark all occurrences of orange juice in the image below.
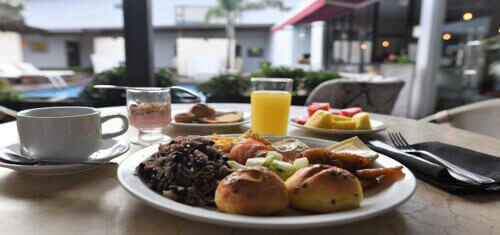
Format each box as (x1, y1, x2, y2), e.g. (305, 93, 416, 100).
(251, 90, 292, 135)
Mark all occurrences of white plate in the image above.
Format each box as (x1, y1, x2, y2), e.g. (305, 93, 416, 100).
(290, 118, 387, 135)
(170, 109, 250, 130)
(0, 139, 129, 175)
(117, 136, 416, 229)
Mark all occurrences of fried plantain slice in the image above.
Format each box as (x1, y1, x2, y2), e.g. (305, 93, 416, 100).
(354, 166, 404, 179)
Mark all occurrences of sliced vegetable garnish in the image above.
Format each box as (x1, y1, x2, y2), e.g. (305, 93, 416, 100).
(292, 157, 309, 171)
(246, 157, 266, 167)
(226, 160, 246, 170)
(269, 160, 294, 180)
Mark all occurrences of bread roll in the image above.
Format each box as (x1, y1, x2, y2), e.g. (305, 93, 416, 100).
(285, 164, 363, 213)
(189, 104, 215, 118)
(215, 167, 288, 215)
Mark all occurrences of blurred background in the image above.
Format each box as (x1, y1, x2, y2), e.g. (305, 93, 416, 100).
(0, 0, 499, 120)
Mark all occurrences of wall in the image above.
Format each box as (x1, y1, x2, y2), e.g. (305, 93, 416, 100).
(22, 34, 93, 68)
(0, 31, 22, 63)
(235, 29, 271, 74)
(270, 26, 295, 67)
(154, 32, 176, 68)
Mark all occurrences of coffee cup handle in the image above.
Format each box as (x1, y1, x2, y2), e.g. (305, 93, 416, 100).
(100, 114, 129, 139)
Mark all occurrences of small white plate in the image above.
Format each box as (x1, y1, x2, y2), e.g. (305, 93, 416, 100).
(0, 139, 129, 175)
(117, 136, 416, 229)
(290, 118, 387, 135)
(170, 109, 250, 130)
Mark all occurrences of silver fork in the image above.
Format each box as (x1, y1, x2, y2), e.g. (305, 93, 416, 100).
(388, 132, 495, 184)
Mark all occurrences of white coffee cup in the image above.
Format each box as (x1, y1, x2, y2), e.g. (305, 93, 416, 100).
(16, 106, 129, 161)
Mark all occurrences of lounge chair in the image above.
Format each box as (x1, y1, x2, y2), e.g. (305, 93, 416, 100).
(0, 63, 23, 79)
(14, 62, 73, 87)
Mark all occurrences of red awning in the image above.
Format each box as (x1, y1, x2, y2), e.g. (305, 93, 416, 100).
(272, 0, 377, 33)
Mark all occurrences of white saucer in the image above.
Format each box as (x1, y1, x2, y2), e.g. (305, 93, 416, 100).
(0, 139, 129, 175)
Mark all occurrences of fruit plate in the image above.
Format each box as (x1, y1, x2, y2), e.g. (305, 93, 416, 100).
(290, 118, 387, 135)
(117, 136, 416, 229)
(169, 109, 250, 130)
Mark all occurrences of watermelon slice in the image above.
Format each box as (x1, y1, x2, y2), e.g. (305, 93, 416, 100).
(330, 109, 343, 116)
(307, 103, 330, 117)
(296, 116, 309, 125)
(340, 107, 363, 117)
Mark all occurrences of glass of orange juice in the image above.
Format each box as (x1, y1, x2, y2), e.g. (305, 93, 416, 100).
(251, 78, 293, 135)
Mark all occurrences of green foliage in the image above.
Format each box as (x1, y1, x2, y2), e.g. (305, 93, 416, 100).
(197, 74, 250, 98)
(303, 70, 341, 93)
(396, 54, 410, 64)
(197, 62, 341, 99)
(252, 62, 305, 92)
(79, 66, 176, 105)
(206, 0, 284, 21)
(0, 79, 21, 101)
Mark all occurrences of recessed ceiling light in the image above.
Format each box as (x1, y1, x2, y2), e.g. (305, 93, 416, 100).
(442, 33, 451, 40)
(463, 12, 473, 21)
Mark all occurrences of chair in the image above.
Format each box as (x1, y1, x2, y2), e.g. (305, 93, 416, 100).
(306, 78, 405, 114)
(13, 62, 74, 87)
(420, 99, 500, 139)
(0, 63, 23, 79)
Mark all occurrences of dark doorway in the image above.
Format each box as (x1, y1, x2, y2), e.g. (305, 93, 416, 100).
(65, 41, 81, 67)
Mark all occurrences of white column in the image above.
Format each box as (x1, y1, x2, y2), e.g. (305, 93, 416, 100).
(409, 0, 447, 118)
(270, 25, 295, 67)
(310, 21, 325, 70)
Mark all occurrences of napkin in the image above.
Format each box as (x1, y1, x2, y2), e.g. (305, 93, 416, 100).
(369, 141, 500, 194)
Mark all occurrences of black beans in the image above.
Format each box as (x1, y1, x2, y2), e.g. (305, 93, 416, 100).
(136, 136, 232, 207)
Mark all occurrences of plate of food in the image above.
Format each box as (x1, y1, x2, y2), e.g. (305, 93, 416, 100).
(170, 104, 250, 130)
(117, 130, 416, 229)
(291, 103, 386, 134)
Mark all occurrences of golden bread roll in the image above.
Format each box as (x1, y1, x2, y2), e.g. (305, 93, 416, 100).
(215, 167, 288, 215)
(285, 164, 363, 213)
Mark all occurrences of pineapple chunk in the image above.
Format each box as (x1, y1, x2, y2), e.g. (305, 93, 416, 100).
(332, 115, 352, 121)
(331, 120, 356, 130)
(304, 110, 333, 129)
(353, 112, 372, 129)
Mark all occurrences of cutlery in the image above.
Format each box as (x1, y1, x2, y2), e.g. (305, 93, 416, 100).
(388, 132, 495, 184)
(0, 150, 116, 166)
(94, 85, 199, 98)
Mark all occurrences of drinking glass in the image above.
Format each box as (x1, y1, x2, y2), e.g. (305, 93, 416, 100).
(126, 88, 171, 145)
(251, 78, 293, 135)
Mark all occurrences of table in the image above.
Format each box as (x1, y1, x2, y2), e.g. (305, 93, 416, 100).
(0, 103, 499, 235)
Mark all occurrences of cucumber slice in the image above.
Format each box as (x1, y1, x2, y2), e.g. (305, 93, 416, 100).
(292, 157, 309, 172)
(263, 151, 283, 167)
(246, 157, 266, 167)
(226, 160, 245, 170)
(269, 160, 294, 180)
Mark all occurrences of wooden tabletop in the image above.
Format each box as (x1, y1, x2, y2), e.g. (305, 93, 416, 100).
(0, 103, 499, 235)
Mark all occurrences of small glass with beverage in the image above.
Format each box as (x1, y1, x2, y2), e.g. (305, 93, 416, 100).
(126, 88, 172, 145)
